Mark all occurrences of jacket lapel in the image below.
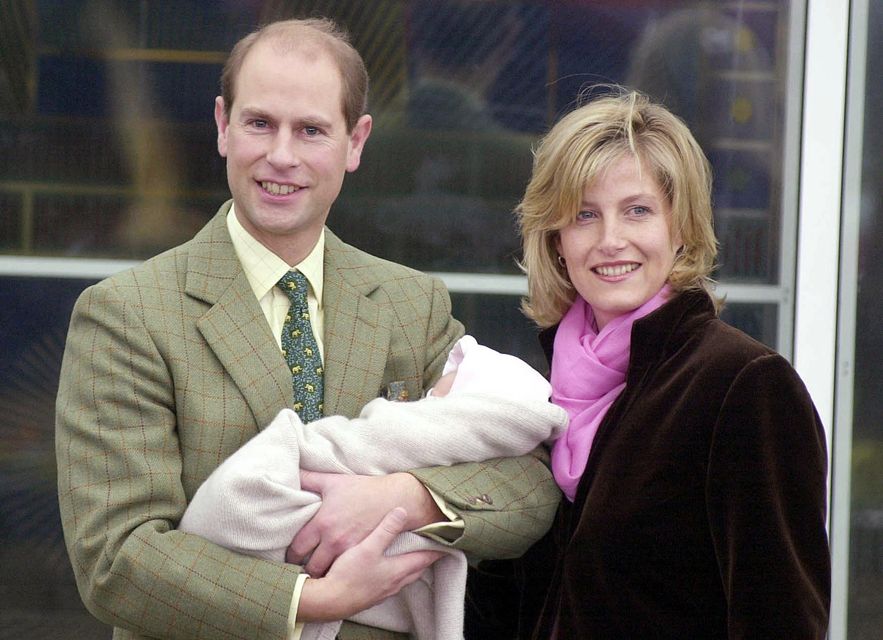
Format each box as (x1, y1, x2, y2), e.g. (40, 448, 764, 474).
(322, 232, 391, 418)
(188, 205, 291, 430)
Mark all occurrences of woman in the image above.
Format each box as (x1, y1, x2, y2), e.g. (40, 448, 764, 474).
(516, 89, 830, 638)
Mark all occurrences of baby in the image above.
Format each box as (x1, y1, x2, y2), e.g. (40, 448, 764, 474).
(179, 336, 567, 640)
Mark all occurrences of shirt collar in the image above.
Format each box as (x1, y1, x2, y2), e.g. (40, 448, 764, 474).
(226, 204, 325, 305)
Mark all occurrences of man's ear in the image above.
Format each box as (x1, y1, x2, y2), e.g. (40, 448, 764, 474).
(345, 114, 373, 173)
(214, 96, 229, 158)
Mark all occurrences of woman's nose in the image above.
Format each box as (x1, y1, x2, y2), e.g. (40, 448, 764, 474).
(598, 218, 626, 252)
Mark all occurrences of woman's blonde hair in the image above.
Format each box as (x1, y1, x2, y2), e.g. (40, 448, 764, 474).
(517, 88, 719, 327)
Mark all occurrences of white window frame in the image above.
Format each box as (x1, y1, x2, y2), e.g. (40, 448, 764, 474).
(794, 0, 853, 638)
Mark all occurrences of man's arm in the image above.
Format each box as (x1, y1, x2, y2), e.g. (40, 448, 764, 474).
(289, 277, 561, 572)
(409, 445, 560, 559)
(56, 281, 299, 639)
(184, 385, 564, 578)
(291, 471, 446, 577)
(411, 277, 562, 559)
(298, 508, 444, 623)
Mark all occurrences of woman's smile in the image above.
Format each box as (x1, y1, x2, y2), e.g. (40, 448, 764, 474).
(557, 154, 681, 330)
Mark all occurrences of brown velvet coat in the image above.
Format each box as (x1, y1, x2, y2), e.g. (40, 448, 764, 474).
(531, 289, 831, 639)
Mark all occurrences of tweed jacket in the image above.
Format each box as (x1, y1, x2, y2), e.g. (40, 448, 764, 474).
(55, 202, 560, 640)
(531, 289, 831, 639)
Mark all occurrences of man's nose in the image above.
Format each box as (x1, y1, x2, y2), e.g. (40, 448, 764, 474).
(266, 130, 300, 168)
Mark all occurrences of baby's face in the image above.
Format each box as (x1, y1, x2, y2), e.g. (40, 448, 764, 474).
(432, 371, 457, 397)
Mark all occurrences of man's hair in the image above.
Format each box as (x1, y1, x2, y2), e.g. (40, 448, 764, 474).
(517, 87, 720, 327)
(220, 18, 369, 132)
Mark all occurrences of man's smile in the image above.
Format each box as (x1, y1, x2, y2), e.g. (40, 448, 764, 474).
(260, 180, 302, 195)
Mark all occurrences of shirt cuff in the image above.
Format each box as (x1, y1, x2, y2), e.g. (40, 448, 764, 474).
(413, 485, 465, 543)
(287, 573, 309, 640)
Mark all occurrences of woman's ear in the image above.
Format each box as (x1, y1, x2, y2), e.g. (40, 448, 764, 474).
(672, 224, 684, 255)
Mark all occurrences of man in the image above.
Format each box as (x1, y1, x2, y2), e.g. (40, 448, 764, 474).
(56, 18, 559, 640)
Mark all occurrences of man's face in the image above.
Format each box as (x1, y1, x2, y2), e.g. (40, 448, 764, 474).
(215, 40, 371, 262)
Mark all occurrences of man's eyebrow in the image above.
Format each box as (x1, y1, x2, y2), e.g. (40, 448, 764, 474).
(237, 108, 335, 130)
(297, 115, 334, 129)
(238, 107, 272, 121)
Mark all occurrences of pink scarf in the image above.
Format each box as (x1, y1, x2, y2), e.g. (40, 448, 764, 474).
(551, 287, 671, 501)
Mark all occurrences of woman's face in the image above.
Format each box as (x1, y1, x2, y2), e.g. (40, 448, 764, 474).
(556, 154, 681, 330)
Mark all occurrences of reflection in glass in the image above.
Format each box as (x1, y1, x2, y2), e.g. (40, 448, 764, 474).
(1, 1, 800, 636)
(3, 0, 790, 283)
(451, 292, 546, 374)
(849, 0, 883, 636)
(0, 277, 109, 637)
(719, 302, 778, 348)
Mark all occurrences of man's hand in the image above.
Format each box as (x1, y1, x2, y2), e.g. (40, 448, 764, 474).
(297, 507, 444, 622)
(287, 471, 445, 577)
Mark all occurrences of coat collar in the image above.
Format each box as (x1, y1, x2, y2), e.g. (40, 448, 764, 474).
(189, 203, 292, 430)
(628, 289, 715, 374)
(321, 231, 392, 417)
(538, 289, 715, 373)
(184, 201, 243, 306)
(188, 203, 392, 423)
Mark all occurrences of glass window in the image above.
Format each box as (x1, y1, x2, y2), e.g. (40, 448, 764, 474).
(846, 0, 883, 635)
(3, 1, 795, 346)
(0, 1, 804, 636)
(0, 276, 108, 636)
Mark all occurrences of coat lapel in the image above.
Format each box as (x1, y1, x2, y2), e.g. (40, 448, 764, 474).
(188, 205, 291, 430)
(322, 232, 391, 418)
(183, 211, 392, 425)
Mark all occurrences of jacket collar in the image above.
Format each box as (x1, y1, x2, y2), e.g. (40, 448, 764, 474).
(188, 203, 392, 422)
(189, 203, 292, 429)
(538, 289, 715, 372)
(321, 231, 392, 417)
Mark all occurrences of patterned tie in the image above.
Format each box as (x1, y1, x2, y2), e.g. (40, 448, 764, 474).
(277, 270, 324, 422)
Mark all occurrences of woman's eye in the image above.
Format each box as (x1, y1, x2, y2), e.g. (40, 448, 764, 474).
(631, 205, 650, 216)
(576, 210, 597, 221)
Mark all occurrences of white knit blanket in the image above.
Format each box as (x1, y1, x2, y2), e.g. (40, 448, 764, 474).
(180, 337, 568, 639)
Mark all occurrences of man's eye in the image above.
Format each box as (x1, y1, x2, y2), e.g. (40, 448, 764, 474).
(304, 126, 320, 136)
(249, 119, 268, 129)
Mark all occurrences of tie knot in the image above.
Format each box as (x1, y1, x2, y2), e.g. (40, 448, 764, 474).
(277, 271, 309, 302)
